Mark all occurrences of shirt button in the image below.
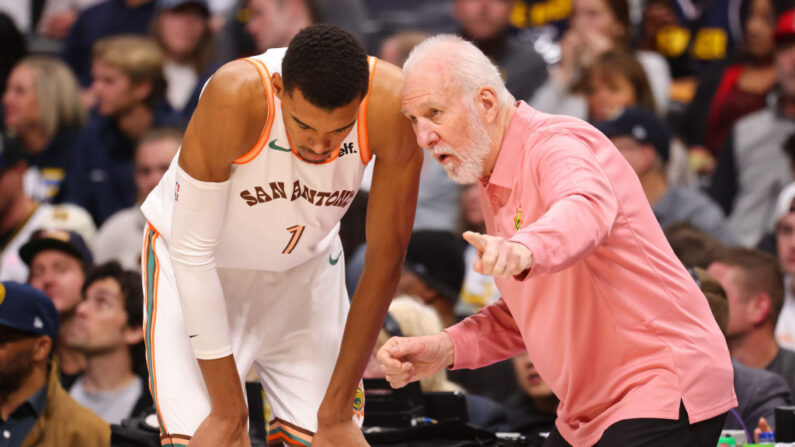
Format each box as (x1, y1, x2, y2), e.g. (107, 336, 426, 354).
(3, 430, 10, 439)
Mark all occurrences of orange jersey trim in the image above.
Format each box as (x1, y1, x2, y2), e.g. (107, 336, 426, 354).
(357, 56, 378, 165)
(233, 58, 276, 165)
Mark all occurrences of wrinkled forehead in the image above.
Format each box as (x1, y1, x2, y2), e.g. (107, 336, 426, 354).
(401, 69, 462, 111)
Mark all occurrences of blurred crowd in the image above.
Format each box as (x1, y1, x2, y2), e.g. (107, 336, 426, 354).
(2, 0, 795, 444)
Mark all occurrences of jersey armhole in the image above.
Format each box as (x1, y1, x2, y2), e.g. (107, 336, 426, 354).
(356, 57, 378, 165)
(233, 58, 276, 165)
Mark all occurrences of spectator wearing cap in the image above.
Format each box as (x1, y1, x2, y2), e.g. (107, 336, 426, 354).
(61, 0, 156, 88)
(707, 247, 795, 401)
(0, 281, 110, 447)
(0, 131, 96, 284)
(708, 8, 795, 248)
(596, 106, 735, 244)
(153, 0, 222, 124)
(774, 182, 795, 350)
(63, 35, 180, 226)
(21, 229, 94, 388)
(65, 262, 152, 424)
(397, 230, 465, 329)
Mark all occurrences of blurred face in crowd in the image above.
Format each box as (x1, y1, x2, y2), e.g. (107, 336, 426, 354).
(157, 4, 208, 60)
(744, 0, 775, 60)
(67, 277, 137, 354)
(707, 263, 756, 339)
(455, 0, 513, 41)
(246, 0, 295, 52)
(775, 41, 795, 97)
(777, 211, 795, 277)
(610, 135, 655, 176)
(587, 72, 636, 122)
(513, 351, 554, 399)
(2, 64, 40, 133)
(135, 137, 179, 201)
(402, 70, 493, 184)
(571, 0, 622, 39)
(28, 250, 85, 314)
(0, 326, 40, 396)
(91, 60, 150, 117)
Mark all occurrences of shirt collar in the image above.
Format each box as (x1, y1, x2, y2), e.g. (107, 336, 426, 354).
(28, 385, 48, 418)
(484, 101, 535, 189)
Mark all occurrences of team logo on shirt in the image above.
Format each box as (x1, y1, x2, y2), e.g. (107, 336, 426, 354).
(338, 142, 357, 157)
(514, 207, 523, 231)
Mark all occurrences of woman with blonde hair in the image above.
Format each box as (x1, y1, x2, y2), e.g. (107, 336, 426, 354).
(3, 56, 86, 202)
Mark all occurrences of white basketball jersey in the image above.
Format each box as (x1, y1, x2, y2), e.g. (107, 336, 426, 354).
(141, 48, 376, 271)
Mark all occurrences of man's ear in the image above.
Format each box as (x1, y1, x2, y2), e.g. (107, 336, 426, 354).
(132, 80, 153, 104)
(750, 293, 773, 326)
(125, 325, 144, 346)
(32, 336, 53, 362)
(475, 86, 500, 123)
(271, 73, 284, 100)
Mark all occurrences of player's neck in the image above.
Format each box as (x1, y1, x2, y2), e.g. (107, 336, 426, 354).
(116, 104, 154, 141)
(81, 348, 137, 393)
(728, 329, 779, 369)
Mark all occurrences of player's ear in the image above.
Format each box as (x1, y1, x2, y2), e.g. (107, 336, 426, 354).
(272, 73, 284, 99)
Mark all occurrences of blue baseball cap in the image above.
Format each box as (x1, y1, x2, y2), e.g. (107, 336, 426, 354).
(19, 229, 94, 267)
(156, 0, 210, 15)
(0, 131, 26, 172)
(594, 107, 671, 163)
(0, 282, 59, 342)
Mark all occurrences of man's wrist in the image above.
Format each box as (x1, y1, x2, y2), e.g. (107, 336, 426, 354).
(436, 331, 455, 368)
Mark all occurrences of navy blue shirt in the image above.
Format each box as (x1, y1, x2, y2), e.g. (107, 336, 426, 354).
(25, 127, 82, 204)
(63, 102, 180, 226)
(62, 0, 156, 87)
(0, 385, 47, 447)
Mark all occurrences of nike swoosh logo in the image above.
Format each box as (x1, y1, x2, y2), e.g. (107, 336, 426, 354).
(189, 334, 198, 338)
(329, 251, 342, 265)
(268, 139, 290, 152)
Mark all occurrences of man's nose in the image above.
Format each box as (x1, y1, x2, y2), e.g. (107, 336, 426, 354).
(416, 119, 439, 150)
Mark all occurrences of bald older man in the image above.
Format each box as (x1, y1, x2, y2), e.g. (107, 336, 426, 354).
(378, 35, 736, 447)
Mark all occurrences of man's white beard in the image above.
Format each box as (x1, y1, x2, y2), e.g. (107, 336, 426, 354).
(434, 112, 492, 185)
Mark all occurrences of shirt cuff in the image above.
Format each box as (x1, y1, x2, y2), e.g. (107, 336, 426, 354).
(443, 322, 481, 370)
(508, 231, 547, 279)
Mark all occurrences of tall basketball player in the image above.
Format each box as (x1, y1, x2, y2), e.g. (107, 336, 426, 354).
(140, 25, 421, 446)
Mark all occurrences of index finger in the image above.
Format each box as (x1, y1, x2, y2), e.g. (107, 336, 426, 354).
(462, 231, 486, 251)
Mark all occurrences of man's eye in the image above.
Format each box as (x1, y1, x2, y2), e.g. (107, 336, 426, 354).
(431, 109, 442, 117)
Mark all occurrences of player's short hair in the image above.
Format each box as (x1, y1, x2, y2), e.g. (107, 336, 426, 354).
(282, 24, 369, 110)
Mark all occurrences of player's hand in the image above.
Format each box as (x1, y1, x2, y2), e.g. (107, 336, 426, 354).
(463, 231, 533, 278)
(189, 412, 250, 447)
(377, 333, 454, 389)
(312, 419, 368, 446)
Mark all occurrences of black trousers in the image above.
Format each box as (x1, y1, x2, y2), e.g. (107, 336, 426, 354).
(544, 402, 727, 447)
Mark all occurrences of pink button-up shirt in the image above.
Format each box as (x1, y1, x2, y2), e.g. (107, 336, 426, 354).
(445, 102, 736, 446)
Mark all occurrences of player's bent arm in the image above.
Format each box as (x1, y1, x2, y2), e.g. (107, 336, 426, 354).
(318, 61, 423, 422)
(170, 60, 268, 423)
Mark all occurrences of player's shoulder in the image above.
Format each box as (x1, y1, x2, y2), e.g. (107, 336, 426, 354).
(368, 59, 403, 105)
(201, 59, 267, 108)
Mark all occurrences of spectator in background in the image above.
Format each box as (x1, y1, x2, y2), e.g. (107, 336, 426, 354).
(506, 351, 558, 442)
(584, 51, 656, 122)
(3, 57, 86, 203)
(595, 107, 735, 244)
(21, 229, 94, 388)
(457, 184, 500, 316)
(37, 0, 105, 39)
(708, 247, 795, 399)
(0, 281, 110, 447)
(664, 222, 725, 269)
(0, 133, 96, 284)
(94, 128, 180, 271)
(688, 267, 792, 436)
(65, 262, 152, 424)
(0, 13, 27, 132)
(454, 0, 548, 101)
(65, 35, 179, 226)
(397, 231, 465, 329)
(708, 9, 795, 248)
(680, 0, 787, 176)
(531, 0, 670, 119)
(773, 183, 795, 350)
(379, 30, 431, 67)
(153, 0, 221, 123)
(245, 0, 320, 52)
(61, 0, 156, 88)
